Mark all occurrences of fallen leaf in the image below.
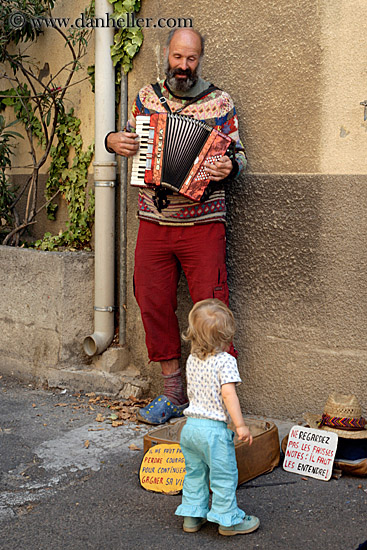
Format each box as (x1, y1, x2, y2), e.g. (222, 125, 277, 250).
(84, 440, 90, 449)
(55, 403, 68, 407)
(86, 392, 96, 397)
(32, 403, 37, 408)
(118, 411, 133, 421)
(112, 420, 124, 428)
(129, 444, 141, 451)
(95, 414, 105, 422)
(88, 428, 105, 432)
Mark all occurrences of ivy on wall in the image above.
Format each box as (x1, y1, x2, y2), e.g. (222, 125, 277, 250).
(0, 0, 144, 250)
(109, 0, 143, 77)
(34, 110, 95, 250)
(0, 1, 95, 248)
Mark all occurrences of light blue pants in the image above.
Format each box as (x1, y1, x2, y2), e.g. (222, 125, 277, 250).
(175, 417, 246, 527)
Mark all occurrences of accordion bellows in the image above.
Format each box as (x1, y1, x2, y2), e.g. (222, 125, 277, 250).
(131, 113, 232, 202)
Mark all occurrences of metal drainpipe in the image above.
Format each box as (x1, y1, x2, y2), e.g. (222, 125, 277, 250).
(119, 73, 128, 346)
(83, 0, 116, 357)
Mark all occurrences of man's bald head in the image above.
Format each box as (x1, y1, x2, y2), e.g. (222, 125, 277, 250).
(166, 29, 205, 58)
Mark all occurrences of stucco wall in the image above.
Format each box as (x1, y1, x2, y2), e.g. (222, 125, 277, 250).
(125, 0, 367, 419)
(0, 246, 94, 382)
(3, 0, 367, 418)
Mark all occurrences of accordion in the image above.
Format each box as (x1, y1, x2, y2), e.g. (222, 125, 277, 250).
(131, 113, 233, 202)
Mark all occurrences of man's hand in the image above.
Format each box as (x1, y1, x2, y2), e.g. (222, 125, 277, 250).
(106, 131, 139, 157)
(204, 155, 233, 182)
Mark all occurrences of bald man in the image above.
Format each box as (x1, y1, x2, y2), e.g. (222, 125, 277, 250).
(106, 29, 247, 425)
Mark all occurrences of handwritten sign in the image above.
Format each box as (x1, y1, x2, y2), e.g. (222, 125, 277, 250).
(283, 425, 338, 481)
(139, 443, 186, 494)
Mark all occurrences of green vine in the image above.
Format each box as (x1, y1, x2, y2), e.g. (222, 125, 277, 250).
(0, 0, 94, 248)
(87, 1, 144, 97)
(1, 0, 143, 249)
(109, 0, 143, 77)
(34, 110, 95, 251)
(0, 115, 22, 232)
(1, 85, 46, 147)
(31, 0, 144, 250)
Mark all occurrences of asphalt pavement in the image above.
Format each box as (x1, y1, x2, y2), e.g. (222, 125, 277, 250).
(0, 373, 366, 550)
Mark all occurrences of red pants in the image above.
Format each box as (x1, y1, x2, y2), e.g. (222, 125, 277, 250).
(134, 220, 230, 362)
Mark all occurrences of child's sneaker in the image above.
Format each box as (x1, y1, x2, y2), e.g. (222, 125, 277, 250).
(218, 515, 260, 536)
(183, 517, 207, 533)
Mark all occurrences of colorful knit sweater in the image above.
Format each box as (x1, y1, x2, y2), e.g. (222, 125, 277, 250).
(129, 79, 246, 225)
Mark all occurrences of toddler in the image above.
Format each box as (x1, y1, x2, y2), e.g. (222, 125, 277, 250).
(175, 299, 260, 536)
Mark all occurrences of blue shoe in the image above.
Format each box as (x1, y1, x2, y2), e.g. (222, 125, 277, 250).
(183, 517, 207, 533)
(218, 515, 260, 536)
(136, 395, 188, 425)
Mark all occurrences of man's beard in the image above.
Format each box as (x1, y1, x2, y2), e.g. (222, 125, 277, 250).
(164, 58, 201, 93)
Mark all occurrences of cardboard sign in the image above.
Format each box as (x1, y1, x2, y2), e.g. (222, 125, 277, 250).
(283, 425, 338, 481)
(139, 443, 186, 494)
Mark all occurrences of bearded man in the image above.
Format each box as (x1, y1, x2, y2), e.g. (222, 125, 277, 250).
(106, 28, 246, 425)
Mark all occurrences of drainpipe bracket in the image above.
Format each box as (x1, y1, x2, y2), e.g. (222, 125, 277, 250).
(94, 182, 116, 188)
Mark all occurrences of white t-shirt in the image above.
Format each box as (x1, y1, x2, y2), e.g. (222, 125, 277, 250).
(184, 352, 242, 423)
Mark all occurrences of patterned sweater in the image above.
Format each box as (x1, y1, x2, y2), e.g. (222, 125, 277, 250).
(129, 78, 246, 225)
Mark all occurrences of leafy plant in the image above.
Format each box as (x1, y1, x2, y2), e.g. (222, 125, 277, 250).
(0, 0, 144, 249)
(35, 109, 95, 250)
(0, 115, 22, 234)
(0, 0, 94, 247)
(108, 0, 143, 77)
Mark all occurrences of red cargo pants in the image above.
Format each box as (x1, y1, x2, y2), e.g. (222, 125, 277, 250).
(134, 220, 231, 363)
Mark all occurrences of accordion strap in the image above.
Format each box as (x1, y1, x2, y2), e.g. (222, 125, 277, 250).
(151, 82, 219, 114)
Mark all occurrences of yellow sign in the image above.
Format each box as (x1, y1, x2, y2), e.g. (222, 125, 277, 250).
(139, 443, 186, 494)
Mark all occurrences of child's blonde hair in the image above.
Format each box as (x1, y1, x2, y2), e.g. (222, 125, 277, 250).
(183, 299, 236, 360)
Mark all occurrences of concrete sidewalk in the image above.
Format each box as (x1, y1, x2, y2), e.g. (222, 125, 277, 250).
(0, 374, 366, 550)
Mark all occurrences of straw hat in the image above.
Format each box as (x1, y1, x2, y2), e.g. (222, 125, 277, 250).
(304, 393, 367, 439)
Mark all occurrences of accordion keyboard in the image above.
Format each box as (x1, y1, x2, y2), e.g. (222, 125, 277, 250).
(131, 116, 154, 187)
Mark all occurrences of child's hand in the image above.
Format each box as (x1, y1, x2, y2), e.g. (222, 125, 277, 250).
(236, 424, 253, 445)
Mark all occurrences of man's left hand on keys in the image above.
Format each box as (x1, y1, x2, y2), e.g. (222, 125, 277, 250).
(204, 155, 233, 181)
